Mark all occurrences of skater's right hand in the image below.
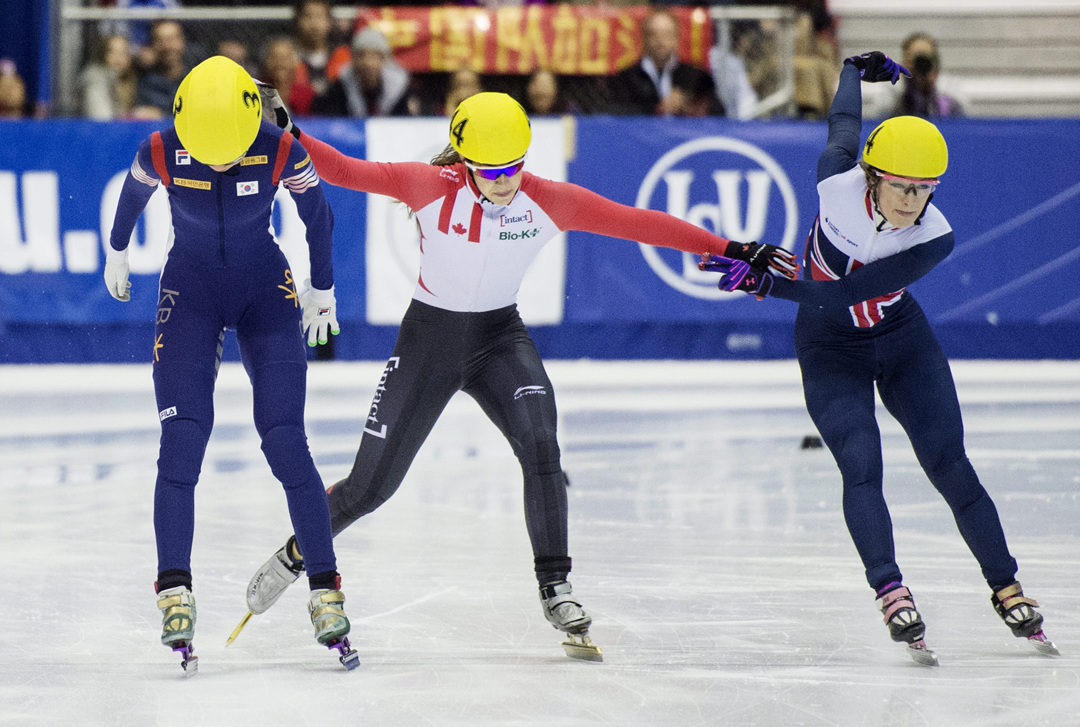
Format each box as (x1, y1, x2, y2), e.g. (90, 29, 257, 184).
(300, 279, 340, 347)
(844, 51, 910, 85)
(254, 80, 300, 139)
(104, 245, 131, 301)
(698, 254, 774, 298)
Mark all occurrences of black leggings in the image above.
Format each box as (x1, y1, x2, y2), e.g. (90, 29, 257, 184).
(327, 300, 569, 581)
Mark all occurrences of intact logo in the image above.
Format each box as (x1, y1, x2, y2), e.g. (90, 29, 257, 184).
(635, 136, 799, 300)
(159, 406, 177, 421)
(175, 150, 191, 165)
(499, 227, 540, 241)
(513, 385, 547, 400)
(501, 210, 533, 226)
(237, 181, 259, 196)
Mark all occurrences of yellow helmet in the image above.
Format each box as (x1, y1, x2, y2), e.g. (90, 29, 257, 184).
(448, 92, 531, 165)
(862, 116, 948, 179)
(173, 56, 262, 165)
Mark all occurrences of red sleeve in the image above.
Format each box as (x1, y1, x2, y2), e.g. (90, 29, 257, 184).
(525, 175, 732, 257)
(297, 129, 446, 209)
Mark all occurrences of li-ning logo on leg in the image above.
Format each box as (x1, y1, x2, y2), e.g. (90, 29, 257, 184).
(363, 356, 400, 439)
(513, 385, 547, 400)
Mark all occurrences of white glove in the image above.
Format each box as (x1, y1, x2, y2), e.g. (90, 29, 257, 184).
(254, 80, 295, 136)
(104, 245, 131, 301)
(300, 280, 339, 347)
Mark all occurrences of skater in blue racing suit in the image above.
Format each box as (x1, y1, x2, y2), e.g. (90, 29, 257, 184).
(105, 56, 353, 667)
(698, 51, 1056, 662)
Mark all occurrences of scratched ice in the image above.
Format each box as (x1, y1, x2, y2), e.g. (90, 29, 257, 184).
(1, 360, 1077, 726)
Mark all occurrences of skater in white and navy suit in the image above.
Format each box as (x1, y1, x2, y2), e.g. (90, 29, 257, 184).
(238, 90, 799, 660)
(699, 51, 1057, 664)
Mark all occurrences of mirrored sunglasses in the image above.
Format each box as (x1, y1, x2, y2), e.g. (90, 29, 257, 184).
(879, 173, 939, 195)
(465, 158, 526, 181)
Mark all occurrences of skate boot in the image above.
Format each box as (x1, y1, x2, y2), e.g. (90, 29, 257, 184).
(157, 586, 198, 675)
(227, 537, 306, 646)
(540, 580, 602, 662)
(877, 583, 937, 666)
(308, 588, 360, 670)
(991, 582, 1059, 656)
(248, 535, 304, 614)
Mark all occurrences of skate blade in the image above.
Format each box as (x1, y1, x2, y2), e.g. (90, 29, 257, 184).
(171, 643, 199, 677)
(562, 633, 603, 663)
(225, 611, 253, 646)
(1029, 631, 1061, 657)
(328, 637, 361, 671)
(907, 640, 939, 667)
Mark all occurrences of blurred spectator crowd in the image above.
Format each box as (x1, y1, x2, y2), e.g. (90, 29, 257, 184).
(0, 0, 962, 123)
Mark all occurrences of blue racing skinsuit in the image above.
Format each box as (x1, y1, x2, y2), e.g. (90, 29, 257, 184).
(109, 120, 339, 586)
(767, 63, 1019, 593)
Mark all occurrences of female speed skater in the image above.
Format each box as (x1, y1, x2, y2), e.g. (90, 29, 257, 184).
(698, 51, 1058, 665)
(233, 90, 800, 660)
(105, 56, 357, 672)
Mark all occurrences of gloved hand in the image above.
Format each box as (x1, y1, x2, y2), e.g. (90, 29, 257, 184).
(724, 241, 799, 280)
(698, 254, 774, 298)
(300, 279, 339, 347)
(104, 245, 131, 301)
(844, 51, 910, 84)
(254, 80, 300, 139)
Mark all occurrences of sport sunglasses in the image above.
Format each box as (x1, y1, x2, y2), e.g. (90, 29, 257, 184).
(879, 173, 939, 195)
(465, 157, 526, 181)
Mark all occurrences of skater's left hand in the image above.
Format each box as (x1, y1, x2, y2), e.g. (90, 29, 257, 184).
(698, 254, 774, 298)
(723, 241, 799, 280)
(844, 51, 910, 85)
(300, 279, 340, 346)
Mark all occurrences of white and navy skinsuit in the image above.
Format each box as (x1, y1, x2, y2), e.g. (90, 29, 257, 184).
(767, 62, 1020, 593)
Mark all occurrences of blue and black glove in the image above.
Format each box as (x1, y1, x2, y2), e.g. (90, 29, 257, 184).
(724, 241, 799, 280)
(698, 254, 774, 298)
(844, 51, 910, 85)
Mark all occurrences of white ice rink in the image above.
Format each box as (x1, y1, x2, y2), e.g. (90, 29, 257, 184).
(1, 359, 1078, 726)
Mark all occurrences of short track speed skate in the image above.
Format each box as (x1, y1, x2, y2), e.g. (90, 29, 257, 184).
(309, 588, 360, 671)
(878, 584, 938, 667)
(226, 537, 304, 646)
(157, 586, 199, 676)
(992, 582, 1060, 657)
(540, 581, 602, 662)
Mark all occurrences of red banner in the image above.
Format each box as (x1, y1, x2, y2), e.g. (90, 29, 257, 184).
(354, 5, 714, 75)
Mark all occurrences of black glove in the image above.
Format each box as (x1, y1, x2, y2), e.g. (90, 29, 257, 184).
(254, 80, 301, 139)
(844, 51, 910, 85)
(724, 241, 799, 280)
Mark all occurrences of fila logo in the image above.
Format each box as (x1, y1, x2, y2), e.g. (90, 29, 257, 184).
(175, 150, 191, 165)
(237, 181, 259, 196)
(159, 406, 177, 421)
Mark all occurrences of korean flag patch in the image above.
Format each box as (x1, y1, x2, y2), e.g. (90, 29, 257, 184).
(175, 149, 191, 165)
(237, 181, 259, 197)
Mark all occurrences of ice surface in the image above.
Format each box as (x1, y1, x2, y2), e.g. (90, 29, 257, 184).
(1, 360, 1077, 726)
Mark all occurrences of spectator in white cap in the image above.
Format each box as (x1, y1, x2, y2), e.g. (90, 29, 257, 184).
(312, 26, 417, 117)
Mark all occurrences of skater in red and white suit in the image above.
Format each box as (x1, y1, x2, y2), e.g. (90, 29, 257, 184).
(242, 91, 798, 656)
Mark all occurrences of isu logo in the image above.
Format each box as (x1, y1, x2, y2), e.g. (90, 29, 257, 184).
(635, 137, 799, 300)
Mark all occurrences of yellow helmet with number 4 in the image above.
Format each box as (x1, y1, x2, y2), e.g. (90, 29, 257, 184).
(862, 115, 948, 179)
(173, 56, 262, 165)
(448, 92, 531, 165)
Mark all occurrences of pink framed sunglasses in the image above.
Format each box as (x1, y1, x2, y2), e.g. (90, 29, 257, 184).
(879, 173, 939, 195)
